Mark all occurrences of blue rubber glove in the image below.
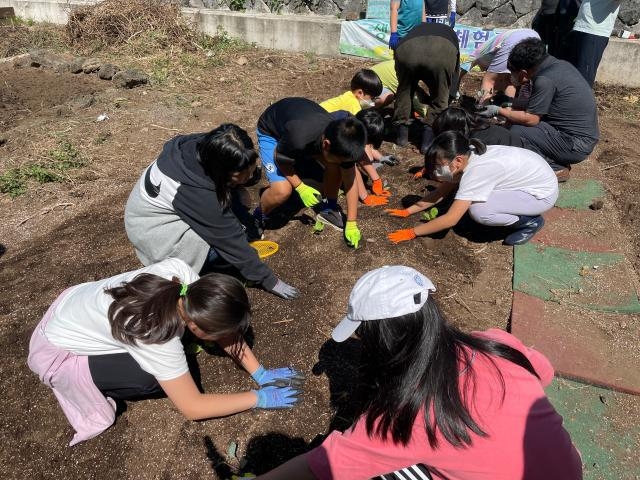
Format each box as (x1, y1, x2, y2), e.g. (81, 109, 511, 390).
(449, 12, 456, 28)
(477, 104, 500, 118)
(252, 386, 299, 409)
(251, 365, 305, 387)
(389, 32, 400, 50)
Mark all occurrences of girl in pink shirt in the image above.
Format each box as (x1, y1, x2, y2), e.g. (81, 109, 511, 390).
(251, 266, 582, 480)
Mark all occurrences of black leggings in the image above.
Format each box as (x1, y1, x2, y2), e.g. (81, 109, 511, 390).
(88, 353, 165, 401)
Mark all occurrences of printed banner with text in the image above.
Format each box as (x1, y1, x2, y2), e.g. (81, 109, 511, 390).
(339, 19, 502, 69)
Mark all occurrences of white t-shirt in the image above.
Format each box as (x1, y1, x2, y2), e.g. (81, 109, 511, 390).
(454, 145, 558, 203)
(573, 0, 621, 38)
(44, 258, 199, 381)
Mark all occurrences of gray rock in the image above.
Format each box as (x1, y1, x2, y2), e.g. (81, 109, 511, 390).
(245, 0, 271, 13)
(459, 6, 484, 26)
(342, 0, 365, 17)
(97, 63, 120, 80)
(13, 55, 30, 68)
(456, 0, 476, 16)
(484, 3, 517, 27)
(512, 0, 535, 17)
(82, 58, 101, 74)
(28, 49, 71, 71)
(112, 69, 149, 89)
(476, 0, 509, 15)
(69, 57, 85, 74)
(619, 2, 640, 26)
(511, 10, 536, 28)
(53, 63, 71, 74)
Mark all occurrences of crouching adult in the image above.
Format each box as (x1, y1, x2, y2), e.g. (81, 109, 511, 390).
(479, 38, 599, 182)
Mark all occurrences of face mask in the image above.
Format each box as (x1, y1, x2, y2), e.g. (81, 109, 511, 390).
(359, 98, 375, 109)
(435, 164, 454, 182)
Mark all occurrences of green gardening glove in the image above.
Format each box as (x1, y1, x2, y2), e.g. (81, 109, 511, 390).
(344, 221, 361, 249)
(295, 183, 321, 207)
(421, 207, 439, 222)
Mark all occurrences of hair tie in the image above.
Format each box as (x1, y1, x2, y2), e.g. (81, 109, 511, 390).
(179, 283, 188, 297)
(468, 144, 476, 152)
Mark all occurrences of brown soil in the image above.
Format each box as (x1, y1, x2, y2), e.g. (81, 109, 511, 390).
(0, 24, 638, 479)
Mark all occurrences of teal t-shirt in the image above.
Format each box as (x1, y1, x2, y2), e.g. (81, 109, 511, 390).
(394, 0, 423, 38)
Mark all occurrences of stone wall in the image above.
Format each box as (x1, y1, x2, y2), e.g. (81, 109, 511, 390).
(186, 0, 640, 34)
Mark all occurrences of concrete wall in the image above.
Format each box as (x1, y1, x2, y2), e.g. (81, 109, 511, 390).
(598, 38, 640, 88)
(181, 7, 342, 55)
(2, 0, 640, 87)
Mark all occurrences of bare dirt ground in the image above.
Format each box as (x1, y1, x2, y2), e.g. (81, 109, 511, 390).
(0, 21, 639, 479)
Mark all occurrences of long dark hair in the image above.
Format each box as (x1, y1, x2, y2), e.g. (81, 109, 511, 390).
(197, 124, 258, 207)
(106, 272, 251, 353)
(432, 106, 490, 137)
(354, 297, 540, 448)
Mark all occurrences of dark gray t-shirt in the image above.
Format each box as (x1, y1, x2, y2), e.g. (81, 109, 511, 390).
(527, 56, 599, 152)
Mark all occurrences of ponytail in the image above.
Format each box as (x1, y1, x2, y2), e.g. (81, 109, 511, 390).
(107, 272, 251, 347)
(107, 274, 183, 346)
(469, 137, 487, 155)
(424, 131, 487, 170)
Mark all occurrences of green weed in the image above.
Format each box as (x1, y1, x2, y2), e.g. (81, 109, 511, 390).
(0, 141, 85, 198)
(226, 0, 245, 12)
(266, 0, 284, 13)
(0, 169, 27, 198)
(151, 56, 170, 85)
(48, 141, 84, 169)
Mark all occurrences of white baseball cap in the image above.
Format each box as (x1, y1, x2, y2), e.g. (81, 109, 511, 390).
(331, 266, 436, 343)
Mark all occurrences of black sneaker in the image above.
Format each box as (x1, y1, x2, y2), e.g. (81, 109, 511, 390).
(503, 215, 545, 245)
(316, 209, 345, 231)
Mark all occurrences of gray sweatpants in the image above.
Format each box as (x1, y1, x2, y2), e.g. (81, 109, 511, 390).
(468, 189, 558, 226)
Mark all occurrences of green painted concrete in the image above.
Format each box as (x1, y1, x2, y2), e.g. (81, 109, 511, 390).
(547, 378, 640, 479)
(556, 179, 606, 210)
(513, 243, 640, 313)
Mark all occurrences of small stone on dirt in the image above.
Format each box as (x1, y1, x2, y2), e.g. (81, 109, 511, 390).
(97, 63, 120, 80)
(112, 69, 149, 89)
(191, 100, 202, 107)
(589, 198, 604, 210)
(69, 57, 85, 74)
(82, 58, 101, 74)
(72, 94, 95, 110)
(235, 56, 248, 66)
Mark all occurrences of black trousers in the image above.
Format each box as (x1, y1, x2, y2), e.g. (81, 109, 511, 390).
(560, 30, 609, 87)
(393, 35, 458, 126)
(88, 353, 165, 400)
(510, 122, 594, 170)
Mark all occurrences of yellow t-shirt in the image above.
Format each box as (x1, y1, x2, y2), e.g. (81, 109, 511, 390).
(371, 60, 398, 93)
(320, 91, 361, 115)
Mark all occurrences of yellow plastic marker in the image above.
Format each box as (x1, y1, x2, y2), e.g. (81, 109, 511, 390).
(250, 240, 279, 259)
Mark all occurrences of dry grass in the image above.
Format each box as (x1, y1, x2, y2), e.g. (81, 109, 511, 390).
(66, 0, 198, 54)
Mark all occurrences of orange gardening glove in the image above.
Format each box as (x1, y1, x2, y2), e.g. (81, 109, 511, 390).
(413, 168, 426, 180)
(384, 208, 411, 218)
(371, 178, 391, 197)
(388, 228, 417, 244)
(362, 195, 389, 206)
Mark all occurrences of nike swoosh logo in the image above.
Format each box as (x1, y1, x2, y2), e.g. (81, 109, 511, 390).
(144, 166, 161, 198)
